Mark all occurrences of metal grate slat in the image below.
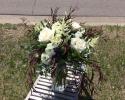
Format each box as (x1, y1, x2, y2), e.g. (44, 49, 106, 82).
(25, 66, 80, 100)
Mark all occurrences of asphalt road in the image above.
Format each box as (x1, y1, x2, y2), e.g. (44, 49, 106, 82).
(0, 0, 125, 17)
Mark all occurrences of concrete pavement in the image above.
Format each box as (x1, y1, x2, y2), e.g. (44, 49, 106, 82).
(0, 15, 125, 26)
(0, 0, 125, 17)
(0, 0, 125, 25)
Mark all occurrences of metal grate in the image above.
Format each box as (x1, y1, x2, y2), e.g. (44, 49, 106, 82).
(25, 67, 81, 100)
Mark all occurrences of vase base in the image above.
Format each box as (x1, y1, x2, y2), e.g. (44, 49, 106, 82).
(52, 85, 65, 92)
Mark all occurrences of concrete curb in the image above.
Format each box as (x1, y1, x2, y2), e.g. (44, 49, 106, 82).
(0, 15, 125, 26)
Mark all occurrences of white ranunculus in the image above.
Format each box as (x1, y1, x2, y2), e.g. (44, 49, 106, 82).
(45, 43, 56, 57)
(41, 53, 50, 64)
(38, 27, 54, 42)
(71, 38, 87, 53)
(72, 22, 81, 29)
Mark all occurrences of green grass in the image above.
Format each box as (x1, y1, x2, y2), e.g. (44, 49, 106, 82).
(0, 23, 17, 30)
(0, 24, 32, 100)
(0, 24, 125, 100)
(93, 26, 125, 100)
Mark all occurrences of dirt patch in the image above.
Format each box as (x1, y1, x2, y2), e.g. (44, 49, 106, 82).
(0, 24, 33, 42)
(102, 25, 125, 40)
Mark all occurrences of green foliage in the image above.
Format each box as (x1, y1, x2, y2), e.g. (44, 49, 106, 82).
(0, 23, 17, 30)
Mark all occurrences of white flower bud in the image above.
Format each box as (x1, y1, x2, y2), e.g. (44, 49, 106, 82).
(45, 43, 56, 57)
(75, 31, 83, 38)
(41, 53, 50, 64)
(72, 22, 81, 29)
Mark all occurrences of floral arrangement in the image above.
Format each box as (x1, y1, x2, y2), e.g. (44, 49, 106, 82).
(27, 9, 103, 96)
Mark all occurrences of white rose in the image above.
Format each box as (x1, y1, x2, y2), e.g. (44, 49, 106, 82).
(45, 43, 56, 57)
(38, 27, 54, 42)
(72, 22, 81, 29)
(71, 38, 87, 53)
(41, 53, 50, 64)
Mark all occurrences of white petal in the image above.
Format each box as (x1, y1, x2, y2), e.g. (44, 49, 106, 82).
(72, 22, 81, 29)
(71, 38, 87, 53)
(38, 27, 54, 42)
